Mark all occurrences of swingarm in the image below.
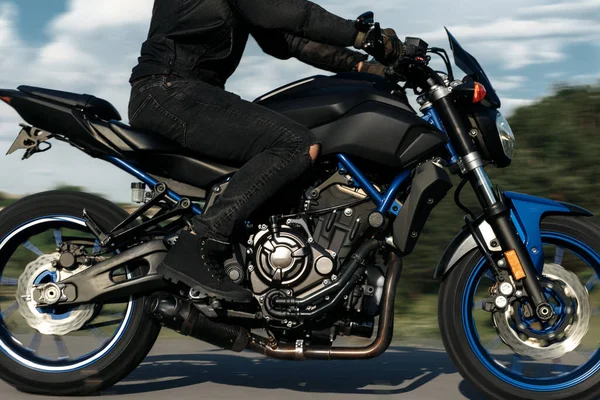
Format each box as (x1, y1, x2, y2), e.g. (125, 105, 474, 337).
(31, 180, 198, 307)
(33, 239, 167, 306)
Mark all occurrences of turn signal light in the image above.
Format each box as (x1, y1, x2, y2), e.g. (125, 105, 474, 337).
(473, 82, 487, 103)
(0, 96, 10, 104)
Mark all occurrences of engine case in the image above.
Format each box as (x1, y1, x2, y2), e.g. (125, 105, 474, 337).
(248, 226, 334, 296)
(311, 185, 376, 265)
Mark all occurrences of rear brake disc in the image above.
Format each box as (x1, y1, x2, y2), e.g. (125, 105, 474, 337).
(16, 253, 95, 336)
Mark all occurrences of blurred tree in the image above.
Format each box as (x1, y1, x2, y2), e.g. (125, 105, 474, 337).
(53, 184, 105, 199)
(53, 184, 86, 192)
(0, 192, 16, 207)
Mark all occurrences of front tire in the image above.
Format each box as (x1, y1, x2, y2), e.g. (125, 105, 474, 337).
(0, 191, 160, 395)
(440, 216, 600, 400)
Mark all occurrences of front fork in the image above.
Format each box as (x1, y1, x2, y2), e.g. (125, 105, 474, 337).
(430, 90, 553, 321)
(468, 166, 554, 320)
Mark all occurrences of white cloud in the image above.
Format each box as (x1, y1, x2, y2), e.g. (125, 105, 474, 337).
(501, 98, 536, 116)
(49, 0, 152, 33)
(228, 52, 322, 100)
(479, 38, 565, 70)
(413, 13, 600, 71)
(545, 72, 566, 79)
(491, 75, 528, 91)
(518, 0, 600, 16)
(571, 72, 600, 82)
(0, 3, 17, 43)
(421, 18, 600, 42)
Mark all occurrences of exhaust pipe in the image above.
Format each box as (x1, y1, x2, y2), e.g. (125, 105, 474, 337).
(248, 253, 403, 360)
(147, 293, 249, 352)
(148, 252, 402, 360)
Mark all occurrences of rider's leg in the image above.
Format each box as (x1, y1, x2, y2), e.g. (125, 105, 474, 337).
(128, 76, 318, 302)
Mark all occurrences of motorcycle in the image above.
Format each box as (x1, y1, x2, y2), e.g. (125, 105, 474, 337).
(0, 12, 597, 399)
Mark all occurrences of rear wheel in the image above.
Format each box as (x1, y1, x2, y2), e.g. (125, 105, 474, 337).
(440, 216, 600, 400)
(0, 191, 160, 395)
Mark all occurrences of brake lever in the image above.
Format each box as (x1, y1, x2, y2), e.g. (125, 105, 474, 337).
(363, 23, 385, 61)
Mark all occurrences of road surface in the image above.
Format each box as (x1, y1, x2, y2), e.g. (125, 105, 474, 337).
(0, 339, 485, 400)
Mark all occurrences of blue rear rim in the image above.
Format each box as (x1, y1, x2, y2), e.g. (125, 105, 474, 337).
(462, 231, 600, 392)
(0, 216, 134, 373)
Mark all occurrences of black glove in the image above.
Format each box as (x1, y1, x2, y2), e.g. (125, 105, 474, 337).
(354, 27, 404, 65)
(355, 60, 386, 76)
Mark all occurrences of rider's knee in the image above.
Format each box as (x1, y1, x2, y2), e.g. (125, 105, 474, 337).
(309, 143, 320, 161)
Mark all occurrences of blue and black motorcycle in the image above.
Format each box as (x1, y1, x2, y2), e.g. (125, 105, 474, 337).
(0, 14, 598, 399)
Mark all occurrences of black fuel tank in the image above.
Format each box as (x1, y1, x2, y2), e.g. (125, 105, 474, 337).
(255, 73, 448, 168)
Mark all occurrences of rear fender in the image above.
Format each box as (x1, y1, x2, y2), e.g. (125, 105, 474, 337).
(1, 89, 123, 158)
(434, 191, 593, 280)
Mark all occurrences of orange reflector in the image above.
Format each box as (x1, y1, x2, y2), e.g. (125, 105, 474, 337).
(473, 82, 487, 103)
(0, 96, 10, 104)
(505, 250, 526, 280)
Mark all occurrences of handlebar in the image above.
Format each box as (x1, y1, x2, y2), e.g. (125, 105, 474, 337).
(384, 48, 446, 90)
(354, 13, 441, 90)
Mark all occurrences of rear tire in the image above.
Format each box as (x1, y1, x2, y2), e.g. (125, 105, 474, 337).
(439, 216, 600, 400)
(0, 191, 160, 395)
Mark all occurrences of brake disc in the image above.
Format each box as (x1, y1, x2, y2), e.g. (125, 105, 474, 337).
(16, 253, 95, 336)
(493, 263, 591, 360)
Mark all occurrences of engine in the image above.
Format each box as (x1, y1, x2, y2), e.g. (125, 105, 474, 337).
(245, 181, 376, 297)
(237, 178, 387, 343)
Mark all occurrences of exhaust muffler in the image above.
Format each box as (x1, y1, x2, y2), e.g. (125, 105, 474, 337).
(147, 293, 249, 352)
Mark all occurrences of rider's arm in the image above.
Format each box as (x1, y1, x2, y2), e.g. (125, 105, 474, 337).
(231, 0, 358, 47)
(252, 29, 367, 73)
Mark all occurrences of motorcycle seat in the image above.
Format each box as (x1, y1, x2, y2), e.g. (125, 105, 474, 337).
(108, 120, 181, 152)
(107, 120, 238, 188)
(18, 85, 121, 121)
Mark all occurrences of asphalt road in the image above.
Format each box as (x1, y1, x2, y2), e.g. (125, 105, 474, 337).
(0, 339, 485, 400)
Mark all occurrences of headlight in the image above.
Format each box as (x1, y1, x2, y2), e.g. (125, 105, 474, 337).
(496, 112, 515, 159)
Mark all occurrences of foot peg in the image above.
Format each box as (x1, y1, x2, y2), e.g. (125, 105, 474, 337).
(163, 231, 180, 248)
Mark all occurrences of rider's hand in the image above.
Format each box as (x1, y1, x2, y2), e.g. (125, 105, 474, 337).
(381, 29, 404, 64)
(355, 27, 405, 65)
(355, 60, 386, 76)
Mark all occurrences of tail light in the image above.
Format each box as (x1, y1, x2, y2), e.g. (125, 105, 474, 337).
(0, 96, 11, 104)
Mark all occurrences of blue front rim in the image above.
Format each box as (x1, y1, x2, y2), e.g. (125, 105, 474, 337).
(0, 216, 134, 373)
(462, 231, 600, 392)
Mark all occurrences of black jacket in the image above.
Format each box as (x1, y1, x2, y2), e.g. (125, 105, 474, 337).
(130, 0, 367, 87)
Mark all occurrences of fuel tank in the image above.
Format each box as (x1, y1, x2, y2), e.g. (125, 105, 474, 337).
(255, 73, 448, 168)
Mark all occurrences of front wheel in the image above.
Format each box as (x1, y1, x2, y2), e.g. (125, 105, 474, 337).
(0, 191, 160, 395)
(440, 216, 600, 400)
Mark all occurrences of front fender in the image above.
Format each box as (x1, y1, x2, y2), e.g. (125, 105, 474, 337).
(434, 191, 593, 280)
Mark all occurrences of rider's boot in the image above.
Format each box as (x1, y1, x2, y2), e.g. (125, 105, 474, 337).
(158, 230, 252, 303)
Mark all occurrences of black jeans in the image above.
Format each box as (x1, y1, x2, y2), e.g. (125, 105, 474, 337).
(128, 76, 316, 241)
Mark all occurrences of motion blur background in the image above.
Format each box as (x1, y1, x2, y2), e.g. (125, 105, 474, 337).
(0, 0, 598, 338)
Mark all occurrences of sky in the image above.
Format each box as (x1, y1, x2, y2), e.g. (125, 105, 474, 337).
(0, 0, 598, 202)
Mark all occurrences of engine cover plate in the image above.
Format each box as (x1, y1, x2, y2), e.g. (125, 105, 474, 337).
(249, 226, 334, 295)
(253, 227, 311, 286)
